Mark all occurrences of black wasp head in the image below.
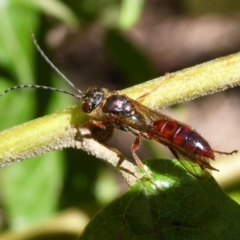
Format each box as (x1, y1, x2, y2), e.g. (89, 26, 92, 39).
(82, 87, 106, 113)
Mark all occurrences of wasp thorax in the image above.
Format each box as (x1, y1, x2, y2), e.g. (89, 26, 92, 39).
(82, 88, 106, 113)
(103, 95, 127, 113)
(103, 95, 136, 117)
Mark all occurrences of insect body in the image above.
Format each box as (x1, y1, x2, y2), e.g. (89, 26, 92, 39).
(80, 87, 237, 174)
(0, 33, 237, 176)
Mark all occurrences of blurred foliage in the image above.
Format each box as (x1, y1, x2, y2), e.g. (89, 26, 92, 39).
(183, 0, 240, 14)
(0, 0, 239, 239)
(104, 29, 156, 85)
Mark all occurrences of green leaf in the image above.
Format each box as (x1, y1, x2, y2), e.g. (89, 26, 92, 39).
(0, 2, 39, 83)
(118, 0, 144, 29)
(12, 0, 79, 29)
(79, 159, 240, 240)
(0, 151, 64, 229)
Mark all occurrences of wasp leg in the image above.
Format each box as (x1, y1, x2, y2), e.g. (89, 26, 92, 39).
(136, 85, 160, 101)
(132, 134, 163, 193)
(168, 147, 180, 160)
(213, 149, 238, 155)
(82, 120, 111, 129)
(131, 134, 144, 168)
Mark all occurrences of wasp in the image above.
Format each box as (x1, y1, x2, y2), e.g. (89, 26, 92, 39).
(0, 33, 237, 176)
(80, 87, 237, 174)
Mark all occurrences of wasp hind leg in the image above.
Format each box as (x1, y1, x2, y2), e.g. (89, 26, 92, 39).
(213, 149, 238, 156)
(168, 147, 180, 160)
(131, 134, 163, 193)
(168, 147, 209, 177)
(131, 134, 144, 168)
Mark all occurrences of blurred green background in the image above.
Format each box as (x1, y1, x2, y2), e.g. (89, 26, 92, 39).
(0, 0, 239, 239)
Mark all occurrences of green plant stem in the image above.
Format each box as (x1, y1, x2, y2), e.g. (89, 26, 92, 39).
(122, 52, 240, 109)
(0, 105, 138, 185)
(1, 52, 240, 186)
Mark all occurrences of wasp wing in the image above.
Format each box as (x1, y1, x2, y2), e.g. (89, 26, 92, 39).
(107, 96, 215, 175)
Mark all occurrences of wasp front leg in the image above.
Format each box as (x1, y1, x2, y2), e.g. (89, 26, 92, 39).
(82, 120, 111, 129)
(83, 120, 114, 142)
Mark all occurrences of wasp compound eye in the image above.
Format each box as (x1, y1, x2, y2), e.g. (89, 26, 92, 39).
(82, 102, 93, 113)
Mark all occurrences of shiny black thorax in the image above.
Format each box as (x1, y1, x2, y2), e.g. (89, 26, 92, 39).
(102, 94, 143, 131)
(81, 87, 144, 132)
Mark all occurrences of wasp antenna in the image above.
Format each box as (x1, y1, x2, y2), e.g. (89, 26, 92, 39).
(30, 30, 82, 97)
(0, 85, 82, 100)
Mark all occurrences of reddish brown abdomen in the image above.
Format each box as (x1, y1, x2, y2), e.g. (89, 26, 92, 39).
(150, 120, 214, 159)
